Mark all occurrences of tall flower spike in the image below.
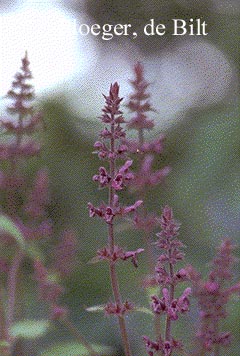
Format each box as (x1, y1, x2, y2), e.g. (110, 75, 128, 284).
(1, 52, 42, 216)
(2, 54, 52, 241)
(88, 83, 144, 356)
(0, 53, 92, 356)
(143, 206, 191, 356)
(124, 63, 172, 348)
(0, 53, 50, 355)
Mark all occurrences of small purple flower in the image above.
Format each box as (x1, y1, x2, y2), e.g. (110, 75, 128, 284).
(93, 166, 111, 188)
(150, 295, 166, 314)
(96, 245, 125, 263)
(122, 248, 144, 267)
(112, 160, 134, 190)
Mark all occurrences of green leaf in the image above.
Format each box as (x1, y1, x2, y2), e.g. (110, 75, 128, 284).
(0, 215, 25, 250)
(86, 304, 152, 316)
(11, 320, 50, 339)
(40, 342, 114, 356)
(0, 215, 45, 260)
(87, 256, 104, 264)
(86, 304, 105, 312)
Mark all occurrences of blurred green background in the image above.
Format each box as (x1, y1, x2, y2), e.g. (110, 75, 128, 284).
(1, 0, 240, 355)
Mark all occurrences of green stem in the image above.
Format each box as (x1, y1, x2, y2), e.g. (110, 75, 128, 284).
(6, 250, 23, 353)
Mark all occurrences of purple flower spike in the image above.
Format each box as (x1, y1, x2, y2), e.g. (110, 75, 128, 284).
(88, 83, 145, 356)
(144, 207, 191, 356)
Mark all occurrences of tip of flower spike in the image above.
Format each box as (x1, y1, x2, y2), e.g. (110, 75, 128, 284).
(110, 82, 120, 96)
(22, 50, 30, 68)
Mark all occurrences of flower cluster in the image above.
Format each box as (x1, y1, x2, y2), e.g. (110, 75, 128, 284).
(189, 239, 240, 354)
(104, 300, 134, 316)
(93, 159, 134, 190)
(150, 286, 191, 320)
(143, 206, 192, 356)
(88, 197, 142, 223)
(96, 245, 144, 268)
(143, 335, 183, 356)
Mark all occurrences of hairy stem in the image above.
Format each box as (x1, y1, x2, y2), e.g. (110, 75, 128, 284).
(165, 251, 175, 344)
(138, 128, 144, 148)
(108, 224, 132, 356)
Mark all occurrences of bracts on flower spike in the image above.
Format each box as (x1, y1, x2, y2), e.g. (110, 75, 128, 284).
(88, 83, 144, 356)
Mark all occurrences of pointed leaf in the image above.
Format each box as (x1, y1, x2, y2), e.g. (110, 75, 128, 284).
(86, 305, 105, 312)
(134, 306, 153, 316)
(0, 215, 25, 250)
(87, 256, 103, 264)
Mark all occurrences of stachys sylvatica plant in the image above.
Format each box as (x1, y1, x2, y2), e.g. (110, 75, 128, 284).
(0, 53, 239, 356)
